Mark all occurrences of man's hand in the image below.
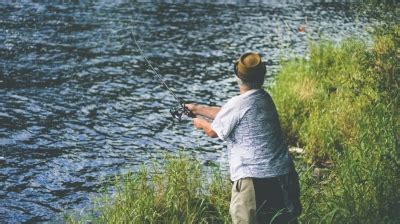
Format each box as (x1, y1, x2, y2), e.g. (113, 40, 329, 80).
(193, 118, 204, 129)
(192, 117, 218, 138)
(184, 104, 221, 120)
(185, 104, 197, 115)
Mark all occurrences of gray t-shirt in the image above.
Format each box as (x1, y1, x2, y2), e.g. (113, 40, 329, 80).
(211, 89, 291, 181)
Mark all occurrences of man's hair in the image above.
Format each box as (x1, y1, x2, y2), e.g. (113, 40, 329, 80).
(236, 77, 264, 89)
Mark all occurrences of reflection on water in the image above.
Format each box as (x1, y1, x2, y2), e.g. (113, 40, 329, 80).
(0, 1, 393, 222)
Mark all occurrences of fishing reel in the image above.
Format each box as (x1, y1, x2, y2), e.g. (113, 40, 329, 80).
(170, 104, 195, 122)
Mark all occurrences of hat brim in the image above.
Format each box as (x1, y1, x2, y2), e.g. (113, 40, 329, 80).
(234, 61, 266, 83)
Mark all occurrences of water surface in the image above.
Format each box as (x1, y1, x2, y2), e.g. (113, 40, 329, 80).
(0, 1, 390, 222)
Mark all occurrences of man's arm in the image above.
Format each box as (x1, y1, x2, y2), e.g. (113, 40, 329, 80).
(185, 104, 221, 120)
(192, 118, 218, 138)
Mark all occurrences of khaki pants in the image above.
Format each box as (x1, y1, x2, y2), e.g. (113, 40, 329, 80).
(230, 178, 257, 223)
(230, 173, 301, 224)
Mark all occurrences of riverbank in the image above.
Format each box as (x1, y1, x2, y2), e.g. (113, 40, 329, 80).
(65, 154, 231, 223)
(270, 24, 399, 223)
(67, 25, 399, 223)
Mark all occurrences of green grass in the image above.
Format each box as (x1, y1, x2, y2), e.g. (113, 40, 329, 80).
(270, 24, 399, 223)
(65, 154, 231, 224)
(66, 25, 399, 223)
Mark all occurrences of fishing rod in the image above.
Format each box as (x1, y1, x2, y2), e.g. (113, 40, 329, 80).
(130, 33, 195, 122)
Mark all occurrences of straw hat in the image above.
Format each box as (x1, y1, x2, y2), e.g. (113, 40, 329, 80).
(234, 52, 266, 83)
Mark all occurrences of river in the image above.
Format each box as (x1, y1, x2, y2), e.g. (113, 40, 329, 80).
(0, 1, 391, 222)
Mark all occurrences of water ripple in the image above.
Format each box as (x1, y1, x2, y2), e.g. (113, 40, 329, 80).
(0, 1, 395, 222)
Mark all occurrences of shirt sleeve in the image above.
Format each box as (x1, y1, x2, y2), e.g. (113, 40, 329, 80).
(211, 99, 240, 141)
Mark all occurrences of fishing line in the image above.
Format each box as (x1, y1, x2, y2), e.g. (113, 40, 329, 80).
(130, 33, 195, 121)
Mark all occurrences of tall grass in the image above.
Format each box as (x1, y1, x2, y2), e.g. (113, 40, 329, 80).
(65, 154, 231, 223)
(270, 24, 399, 223)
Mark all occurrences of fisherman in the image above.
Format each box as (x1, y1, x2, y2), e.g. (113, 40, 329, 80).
(186, 52, 302, 224)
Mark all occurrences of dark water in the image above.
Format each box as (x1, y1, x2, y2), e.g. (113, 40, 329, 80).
(0, 1, 392, 222)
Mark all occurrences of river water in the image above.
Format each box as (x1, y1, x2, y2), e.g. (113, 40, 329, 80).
(0, 1, 393, 222)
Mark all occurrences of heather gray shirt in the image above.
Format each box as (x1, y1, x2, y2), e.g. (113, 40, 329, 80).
(211, 89, 291, 181)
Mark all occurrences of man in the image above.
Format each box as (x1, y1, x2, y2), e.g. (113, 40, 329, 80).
(186, 52, 301, 224)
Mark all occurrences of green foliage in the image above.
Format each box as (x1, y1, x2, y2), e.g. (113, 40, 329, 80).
(66, 154, 231, 224)
(270, 25, 400, 223)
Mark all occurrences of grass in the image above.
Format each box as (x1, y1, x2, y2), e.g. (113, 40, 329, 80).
(65, 154, 231, 224)
(66, 25, 399, 223)
(270, 24, 399, 223)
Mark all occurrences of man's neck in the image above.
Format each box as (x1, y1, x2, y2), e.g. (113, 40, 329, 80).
(239, 86, 251, 94)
